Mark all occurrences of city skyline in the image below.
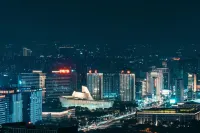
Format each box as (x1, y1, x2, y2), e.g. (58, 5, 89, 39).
(1, 1, 200, 132)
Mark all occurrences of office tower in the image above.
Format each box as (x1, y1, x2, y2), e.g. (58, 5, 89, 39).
(45, 69, 77, 101)
(32, 71, 46, 100)
(21, 87, 42, 124)
(18, 72, 46, 100)
(119, 71, 135, 101)
(103, 73, 119, 100)
(157, 68, 170, 90)
(23, 47, 32, 56)
(0, 88, 23, 123)
(188, 73, 197, 92)
(175, 79, 184, 103)
(18, 73, 41, 88)
(0, 95, 6, 124)
(135, 79, 147, 100)
(87, 70, 103, 100)
(147, 71, 163, 101)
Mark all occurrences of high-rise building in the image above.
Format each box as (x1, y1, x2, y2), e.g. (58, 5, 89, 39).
(45, 69, 77, 101)
(188, 73, 197, 92)
(0, 95, 6, 124)
(23, 47, 32, 56)
(147, 71, 163, 101)
(87, 70, 103, 100)
(20, 87, 42, 124)
(146, 67, 170, 101)
(157, 68, 170, 90)
(119, 71, 135, 101)
(18, 72, 46, 101)
(103, 73, 119, 100)
(135, 79, 147, 100)
(0, 88, 23, 123)
(175, 79, 184, 103)
(18, 73, 41, 88)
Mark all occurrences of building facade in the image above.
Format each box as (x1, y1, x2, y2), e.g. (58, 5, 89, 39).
(147, 69, 163, 102)
(135, 79, 147, 100)
(103, 73, 119, 100)
(175, 79, 184, 103)
(21, 88, 42, 124)
(18, 73, 41, 88)
(188, 73, 197, 92)
(0, 88, 23, 124)
(119, 72, 135, 101)
(137, 108, 200, 125)
(0, 95, 6, 124)
(45, 69, 77, 101)
(87, 71, 103, 100)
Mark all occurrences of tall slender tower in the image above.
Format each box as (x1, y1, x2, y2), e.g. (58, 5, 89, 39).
(119, 71, 135, 101)
(87, 70, 103, 100)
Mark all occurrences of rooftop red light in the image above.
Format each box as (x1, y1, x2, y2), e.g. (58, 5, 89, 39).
(59, 69, 70, 74)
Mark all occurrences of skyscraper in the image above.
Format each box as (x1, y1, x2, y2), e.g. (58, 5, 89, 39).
(175, 79, 184, 102)
(87, 70, 103, 100)
(147, 71, 163, 101)
(119, 71, 135, 101)
(103, 73, 119, 100)
(0, 95, 6, 124)
(135, 79, 147, 100)
(188, 73, 197, 92)
(45, 69, 77, 101)
(0, 88, 23, 123)
(18, 73, 42, 88)
(20, 87, 42, 124)
(157, 68, 170, 90)
(18, 71, 46, 101)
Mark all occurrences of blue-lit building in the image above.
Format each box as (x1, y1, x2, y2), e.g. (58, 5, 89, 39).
(18, 71, 46, 102)
(18, 73, 43, 88)
(0, 95, 6, 124)
(20, 87, 42, 124)
(119, 71, 135, 101)
(87, 71, 103, 100)
(45, 69, 77, 101)
(103, 73, 119, 100)
(0, 88, 23, 124)
(175, 79, 184, 102)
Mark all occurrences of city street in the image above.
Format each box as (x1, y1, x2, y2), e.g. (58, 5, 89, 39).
(78, 112, 136, 132)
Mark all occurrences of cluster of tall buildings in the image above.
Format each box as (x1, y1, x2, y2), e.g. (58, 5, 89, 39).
(18, 69, 77, 102)
(0, 69, 77, 125)
(0, 88, 42, 125)
(86, 70, 135, 101)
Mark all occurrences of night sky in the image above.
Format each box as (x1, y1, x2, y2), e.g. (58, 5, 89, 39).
(0, 0, 200, 49)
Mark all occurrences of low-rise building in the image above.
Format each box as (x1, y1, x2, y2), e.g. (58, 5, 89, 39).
(42, 108, 75, 121)
(137, 108, 200, 125)
(59, 86, 113, 110)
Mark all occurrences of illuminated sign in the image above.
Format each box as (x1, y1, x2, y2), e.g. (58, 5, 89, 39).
(59, 69, 70, 73)
(52, 69, 70, 74)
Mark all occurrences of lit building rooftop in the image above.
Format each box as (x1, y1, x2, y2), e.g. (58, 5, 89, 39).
(139, 108, 199, 114)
